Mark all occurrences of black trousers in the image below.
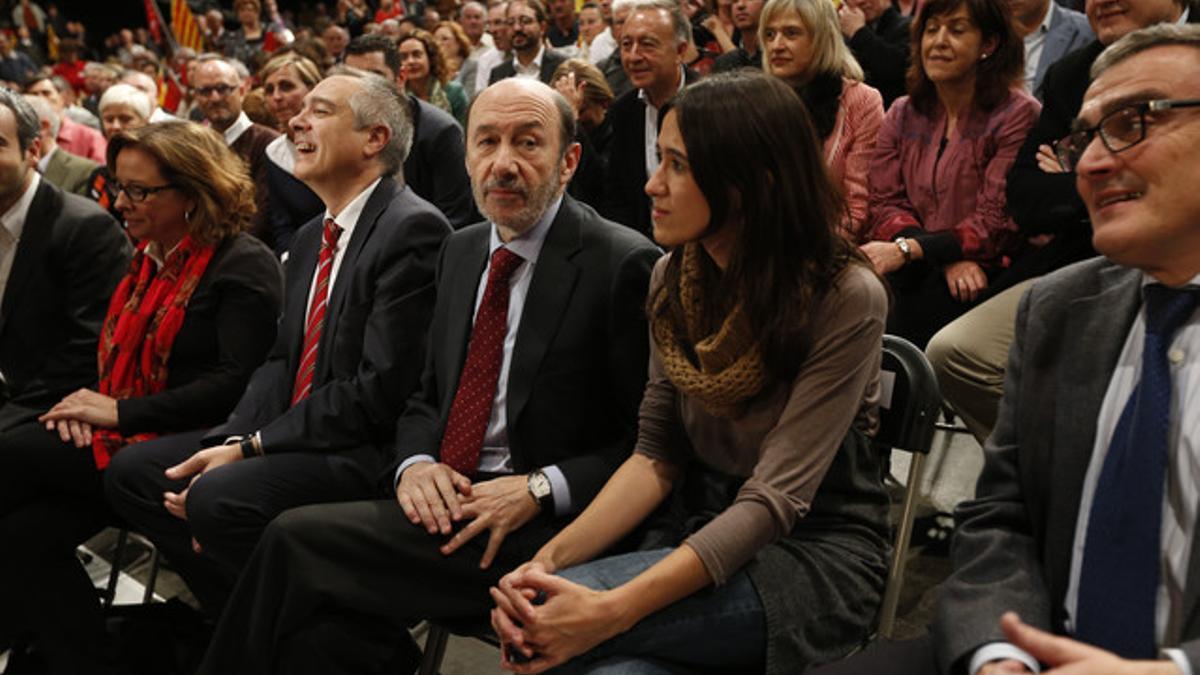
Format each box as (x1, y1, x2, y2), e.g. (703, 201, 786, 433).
(0, 421, 123, 675)
(807, 636, 939, 675)
(885, 262, 1002, 350)
(103, 430, 387, 615)
(197, 498, 563, 675)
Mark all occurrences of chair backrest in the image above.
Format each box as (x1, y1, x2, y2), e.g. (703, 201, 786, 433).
(876, 334, 941, 456)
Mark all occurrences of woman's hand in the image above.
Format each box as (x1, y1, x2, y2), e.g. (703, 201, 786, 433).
(944, 260, 988, 302)
(552, 72, 585, 119)
(1036, 144, 1067, 174)
(39, 388, 119, 431)
(860, 240, 908, 275)
(491, 568, 628, 673)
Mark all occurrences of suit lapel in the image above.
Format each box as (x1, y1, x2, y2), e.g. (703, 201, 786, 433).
(316, 178, 398, 380)
(0, 181, 57, 336)
(505, 197, 581, 429)
(441, 227, 491, 414)
(1044, 264, 1141, 602)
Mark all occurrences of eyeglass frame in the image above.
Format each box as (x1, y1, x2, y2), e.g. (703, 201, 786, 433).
(193, 83, 238, 98)
(1053, 98, 1200, 172)
(112, 182, 178, 203)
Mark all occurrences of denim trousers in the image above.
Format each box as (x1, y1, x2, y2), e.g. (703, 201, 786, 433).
(550, 548, 766, 674)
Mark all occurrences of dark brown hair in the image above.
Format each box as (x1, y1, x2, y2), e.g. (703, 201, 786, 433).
(905, 0, 1023, 116)
(401, 29, 449, 85)
(652, 71, 868, 380)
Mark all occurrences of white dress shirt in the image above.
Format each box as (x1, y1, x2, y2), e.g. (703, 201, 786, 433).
(475, 45, 507, 94)
(303, 177, 382, 324)
(1021, 2, 1056, 93)
(972, 274, 1200, 675)
(640, 67, 687, 188)
(513, 44, 545, 79)
(222, 110, 254, 146)
(396, 196, 574, 515)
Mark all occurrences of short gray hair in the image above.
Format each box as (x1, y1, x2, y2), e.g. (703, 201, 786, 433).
(1091, 23, 1200, 79)
(326, 66, 413, 176)
(0, 89, 41, 154)
(616, 0, 691, 45)
(99, 83, 154, 120)
(23, 94, 60, 137)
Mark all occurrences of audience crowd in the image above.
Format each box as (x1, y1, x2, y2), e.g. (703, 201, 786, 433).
(0, 0, 1198, 672)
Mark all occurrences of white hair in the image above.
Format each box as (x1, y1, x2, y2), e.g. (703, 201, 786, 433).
(99, 83, 153, 120)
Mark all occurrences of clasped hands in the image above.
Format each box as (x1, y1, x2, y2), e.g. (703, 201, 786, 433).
(978, 613, 1183, 675)
(490, 561, 629, 673)
(38, 388, 119, 448)
(395, 461, 541, 569)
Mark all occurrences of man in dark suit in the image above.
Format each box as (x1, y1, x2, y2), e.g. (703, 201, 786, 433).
(25, 94, 99, 196)
(344, 34, 480, 229)
(191, 54, 281, 249)
(0, 89, 129, 435)
(489, 0, 569, 84)
(104, 71, 451, 613)
(935, 26, 1200, 674)
(196, 77, 660, 675)
(838, 0, 910, 108)
(602, 0, 696, 237)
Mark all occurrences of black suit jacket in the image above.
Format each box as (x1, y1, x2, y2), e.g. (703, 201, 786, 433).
(601, 69, 699, 237)
(847, 6, 911, 109)
(0, 179, 130, 432)
(391, 195, 661, 511)
(405, 95, 479, 229)
(117, 233, 284, 435)
(209, 178, 451, 455)
(488, 47, 568, 85)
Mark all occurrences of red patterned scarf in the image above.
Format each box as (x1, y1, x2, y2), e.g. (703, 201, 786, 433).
(92, 235, 216, 469)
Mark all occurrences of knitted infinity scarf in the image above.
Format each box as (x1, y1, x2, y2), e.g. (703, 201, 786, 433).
(92, 235, 215, 469)
(651, 244, 768, 419)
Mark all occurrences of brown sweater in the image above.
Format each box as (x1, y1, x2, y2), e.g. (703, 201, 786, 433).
(230, 122, 281, 249)
(635, 258, 888, 585)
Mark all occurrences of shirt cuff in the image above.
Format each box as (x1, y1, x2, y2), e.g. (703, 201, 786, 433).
(394, 454, 437, 489)
(1164, 648, 1193, 675)
(542, 464, 571, 517)
(969, 642, 1040, 675)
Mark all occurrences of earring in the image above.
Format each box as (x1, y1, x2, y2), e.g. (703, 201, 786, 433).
(980, 52, 990, 60)
(185, 209, 193, 222)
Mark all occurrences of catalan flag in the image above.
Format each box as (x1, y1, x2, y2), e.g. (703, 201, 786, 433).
(171, 0, 204, 51)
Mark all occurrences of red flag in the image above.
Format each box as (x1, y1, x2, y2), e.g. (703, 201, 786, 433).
(143, 0, 163, 44)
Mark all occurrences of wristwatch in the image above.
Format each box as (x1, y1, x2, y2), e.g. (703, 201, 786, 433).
(894, 236, 912, 263)
(527, 470, 553, 512)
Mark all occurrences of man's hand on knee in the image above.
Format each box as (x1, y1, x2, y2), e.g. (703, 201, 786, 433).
(162, 444, 242, 520)
(396, 461, 472, 535)
(442, 475, 541, 569)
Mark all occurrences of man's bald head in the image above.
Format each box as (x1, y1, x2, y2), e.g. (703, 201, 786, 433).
(471, 78, 576, 158)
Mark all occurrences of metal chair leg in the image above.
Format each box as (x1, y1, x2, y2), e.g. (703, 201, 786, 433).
(102, 529, 129, 609)
(418, 624, 451, 675)
(141, 546, 160, 604)
(878, 452, 926, 640)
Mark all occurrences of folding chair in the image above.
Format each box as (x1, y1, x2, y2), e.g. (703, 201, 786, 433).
(875, 335, 943, 639)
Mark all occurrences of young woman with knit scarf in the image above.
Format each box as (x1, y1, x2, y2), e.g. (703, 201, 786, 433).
(759, 0, 885, 245)
(490, 71, 891, 674)
(0, 121, 283, 675)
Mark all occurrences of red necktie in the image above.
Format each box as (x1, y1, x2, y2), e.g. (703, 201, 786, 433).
(440, 247, 524, 476)
(291, 218, 342, 405)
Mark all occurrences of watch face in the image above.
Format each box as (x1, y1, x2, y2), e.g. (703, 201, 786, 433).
(530, 472, 551, 498)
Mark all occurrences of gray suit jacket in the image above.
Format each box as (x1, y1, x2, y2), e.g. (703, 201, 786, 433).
(42, 148, 99, 197)
(1031, 3, 1094, 99)
(934, 257, 1200, 673)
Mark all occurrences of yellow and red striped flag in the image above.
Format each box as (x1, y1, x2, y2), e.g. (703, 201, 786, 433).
(171, 0, 204, 51)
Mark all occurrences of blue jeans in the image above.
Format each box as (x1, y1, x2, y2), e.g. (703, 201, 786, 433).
(550, 548, 766, 674)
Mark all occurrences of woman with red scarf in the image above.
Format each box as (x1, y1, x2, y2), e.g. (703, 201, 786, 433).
(0, 120, 283, 674)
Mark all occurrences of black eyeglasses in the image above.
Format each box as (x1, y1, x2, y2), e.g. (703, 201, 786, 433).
(113, 182, 177, 202)
(194, 84, 237, 98)
(1054, 98, 1200, 172)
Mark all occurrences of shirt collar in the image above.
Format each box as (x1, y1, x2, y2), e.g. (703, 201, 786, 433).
(1180, 6, 1191, 23)
(488, 193, 562, 264)
(637, 66, 686, 109)
(36, 146, 55, 173)
(322, 176, 384, 241)
(0, 172, 39, 245)
(223, 111, 253, 145)
(145, 238, 185, 269)
(1038, 2, 1055, 34)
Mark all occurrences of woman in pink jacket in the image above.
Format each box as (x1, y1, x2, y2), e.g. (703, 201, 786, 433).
(760, 0, 885, 243)
(863, 0, 1040, 348)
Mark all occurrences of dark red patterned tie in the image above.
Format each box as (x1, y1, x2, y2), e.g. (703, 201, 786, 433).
(291, 218, 342, 405)
(440, 247, 524, 475)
